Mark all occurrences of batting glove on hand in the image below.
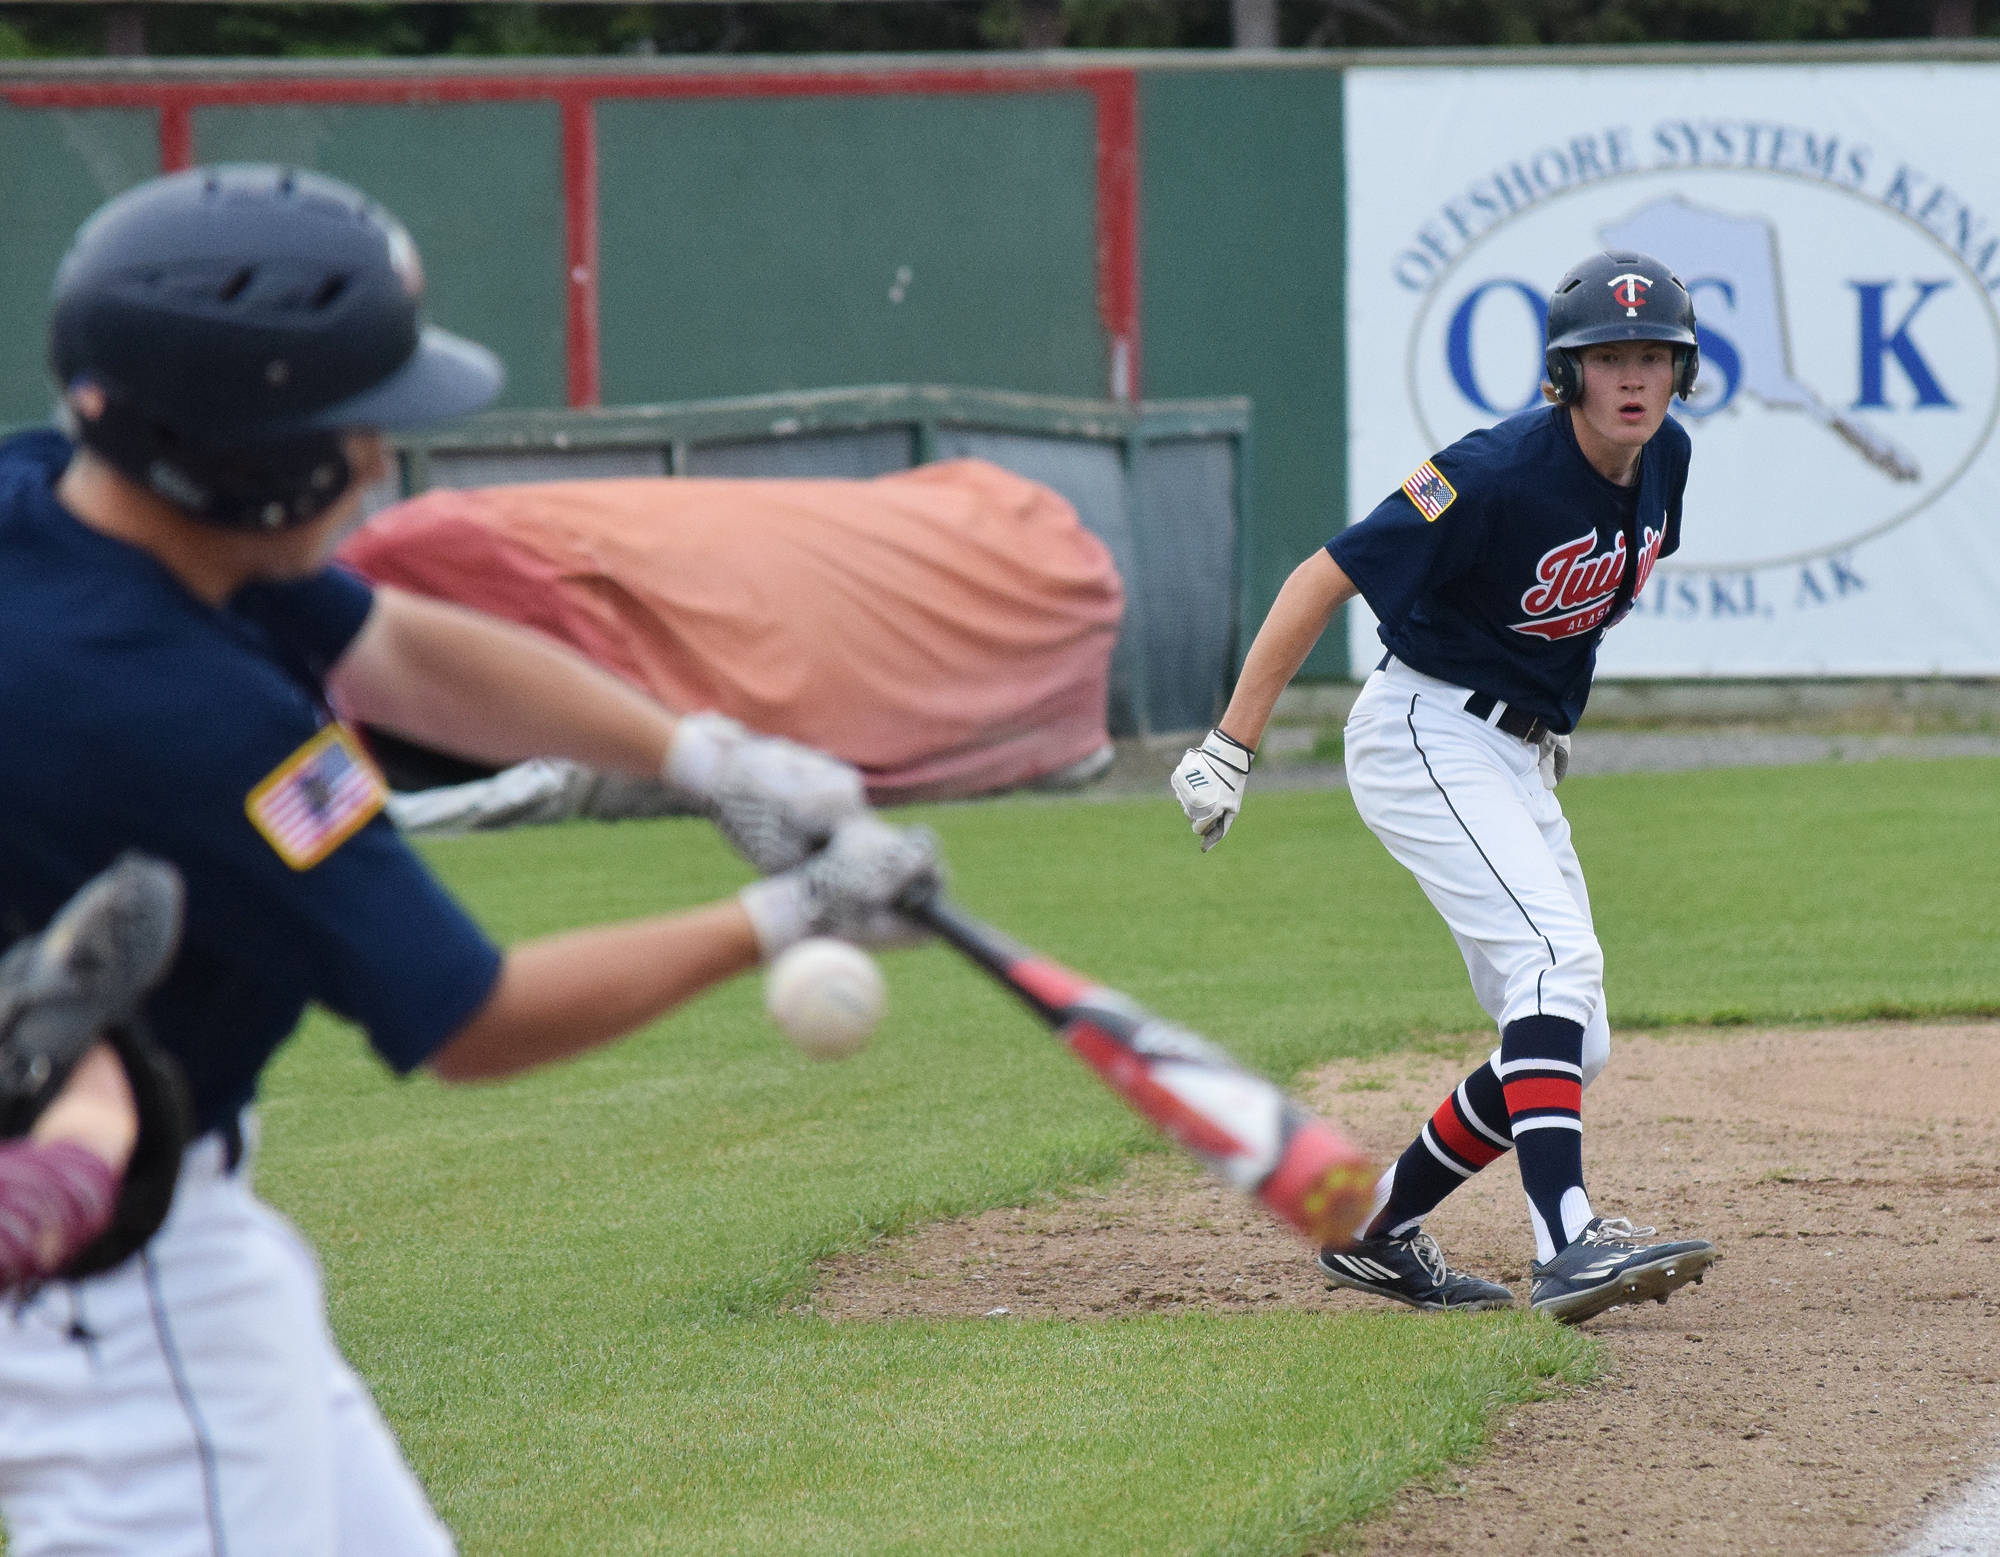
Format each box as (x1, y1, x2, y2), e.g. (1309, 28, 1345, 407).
(1170, 728, 1254, 852)
(1537, 731, 1571, 790)
(664, 713, 868, 873)
(738, 817, 943, 958)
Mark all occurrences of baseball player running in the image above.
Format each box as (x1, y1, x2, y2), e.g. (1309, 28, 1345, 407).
(1173, 250, 1718, 1324)
(0, 165, 940, 1556)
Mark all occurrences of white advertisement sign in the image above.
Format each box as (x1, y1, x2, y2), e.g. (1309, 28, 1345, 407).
(1345, 64, 2000, 676)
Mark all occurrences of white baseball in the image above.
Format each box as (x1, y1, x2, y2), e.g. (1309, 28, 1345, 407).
(763, 937, 886, 1061)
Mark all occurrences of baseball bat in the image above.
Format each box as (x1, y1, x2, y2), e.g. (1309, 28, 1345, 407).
(902, 891, 1376, 1249)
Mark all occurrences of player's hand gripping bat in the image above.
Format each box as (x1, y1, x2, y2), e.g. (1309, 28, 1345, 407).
(902, 890, 1376, 1248)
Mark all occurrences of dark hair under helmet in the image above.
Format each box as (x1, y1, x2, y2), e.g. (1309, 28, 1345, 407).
(49, 164, 503, 531)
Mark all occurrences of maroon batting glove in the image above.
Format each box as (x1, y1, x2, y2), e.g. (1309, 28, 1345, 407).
(0, 1140, 119, 1290)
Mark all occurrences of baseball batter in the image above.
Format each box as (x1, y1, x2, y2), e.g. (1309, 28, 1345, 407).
(1174, 250, 1718, 1323)
(0, 166, 941, 1555)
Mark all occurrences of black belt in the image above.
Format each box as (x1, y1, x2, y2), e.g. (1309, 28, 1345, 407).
(1377, 653, 1551, 745)
(1461, 691, 1549, 745)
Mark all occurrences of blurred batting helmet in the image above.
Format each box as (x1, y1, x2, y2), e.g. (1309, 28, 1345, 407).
(48, 164, 503, 531)
(1544, 250, 1699, 405)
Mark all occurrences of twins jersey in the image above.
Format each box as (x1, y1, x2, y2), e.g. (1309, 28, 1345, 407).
(0, 429, 502, 1135)
(1329, 403, 1690, 733)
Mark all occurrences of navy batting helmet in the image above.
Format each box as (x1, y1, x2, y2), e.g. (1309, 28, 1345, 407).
(49, 164, 503, 531)
(1544, 250, 1699, 405)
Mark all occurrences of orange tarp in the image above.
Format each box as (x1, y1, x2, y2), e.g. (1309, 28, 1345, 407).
(339, 459, 1123, 802)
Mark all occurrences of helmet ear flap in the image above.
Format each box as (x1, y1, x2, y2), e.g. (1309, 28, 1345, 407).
(1674, 342, 1701, 401)
(1544, 346, 1581, 405)
(1547, 343, 1700, 404)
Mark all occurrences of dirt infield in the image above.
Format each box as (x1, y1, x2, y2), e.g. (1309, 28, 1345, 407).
(811, 1022, 2000, 1556)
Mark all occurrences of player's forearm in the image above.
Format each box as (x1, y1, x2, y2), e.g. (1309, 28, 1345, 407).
(29, 1045, 139, 1173)
(1217, 550, 1358, 750)
(428, 902, 764, 1082)
(332, 587, 678, 777)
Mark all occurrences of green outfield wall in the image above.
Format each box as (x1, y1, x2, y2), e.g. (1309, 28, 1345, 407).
(21, 49, 1984, 683)
(0, 56, 1353, 676)
(595, 92, 1106, 405)
(0, 104, 159, 430)
(1139, 67, 1345, 676)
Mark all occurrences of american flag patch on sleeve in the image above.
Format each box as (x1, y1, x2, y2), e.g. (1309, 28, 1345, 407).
(245, 724, 388, 871)
(1400, 460, 1457, 521)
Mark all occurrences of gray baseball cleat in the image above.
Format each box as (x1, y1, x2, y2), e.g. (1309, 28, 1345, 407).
(1529, 1216, 1718, 1325)
(1317, 1230, 1514, 1312)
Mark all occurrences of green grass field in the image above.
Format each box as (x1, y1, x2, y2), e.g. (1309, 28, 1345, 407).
(243, 759, 1999, 1555)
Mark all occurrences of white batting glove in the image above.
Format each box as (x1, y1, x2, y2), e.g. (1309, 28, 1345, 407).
(738, 817, 943, 957)
(1169, 728, 1254, 852)
(663, 712, 868, 873)
(1537, 731, 1571, 790)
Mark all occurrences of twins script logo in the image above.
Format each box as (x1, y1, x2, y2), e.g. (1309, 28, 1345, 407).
(1511, 523, 1666, 640)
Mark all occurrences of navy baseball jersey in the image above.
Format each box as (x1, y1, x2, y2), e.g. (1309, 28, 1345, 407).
(0, 429, 502, 1135)
(1330, 403, 1690, 732)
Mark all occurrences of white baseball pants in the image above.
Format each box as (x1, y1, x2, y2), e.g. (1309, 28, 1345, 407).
(0, 1122, 455, 1557)
(1345, 657, 1611, 1079)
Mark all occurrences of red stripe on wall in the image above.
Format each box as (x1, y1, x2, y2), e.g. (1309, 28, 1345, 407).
(158, 102, 192, 171)
(5, 65, 1144, 408)
(560, 94, 601, 409)
(1088, 72, 1140, 402)
(2, 67, 1117, 112)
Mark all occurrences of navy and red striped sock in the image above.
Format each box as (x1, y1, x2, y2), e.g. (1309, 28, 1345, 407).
(1500, 1013, 1591, 1261)
(1363, 1058, 1514, 1239)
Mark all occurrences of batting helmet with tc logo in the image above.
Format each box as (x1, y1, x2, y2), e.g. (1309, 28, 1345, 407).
(1544, 249, 1700, 404)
